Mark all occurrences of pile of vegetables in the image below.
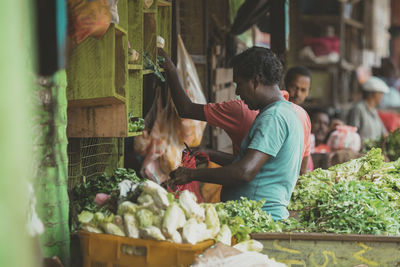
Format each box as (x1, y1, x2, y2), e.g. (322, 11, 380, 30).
(363, 128, 400, 161)
(285, 148, 400, 235)
(76, 175, 283, 246)
(215, 198, 282, 242)
(75, 148, 400, 241)
(71, 168, 142, 214)
(78, 180, 230, 245)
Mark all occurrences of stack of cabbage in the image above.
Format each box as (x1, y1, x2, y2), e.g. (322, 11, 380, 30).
(78, 180, 232, 245)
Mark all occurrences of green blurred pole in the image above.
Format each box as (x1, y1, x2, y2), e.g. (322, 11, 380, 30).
(0, 0, 37, 266)
(35, 70, 70, 266)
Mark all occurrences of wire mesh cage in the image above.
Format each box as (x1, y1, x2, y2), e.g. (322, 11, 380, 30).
(67, 138, 121, 190)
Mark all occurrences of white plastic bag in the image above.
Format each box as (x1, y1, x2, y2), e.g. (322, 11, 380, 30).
(176, 35, 207, 147)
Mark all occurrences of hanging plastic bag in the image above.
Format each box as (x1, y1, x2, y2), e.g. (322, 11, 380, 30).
(139, 89, 179, 184)
(67, 0, 111, 44)
(175, 35, 207, 147)
(327, 125, 361, 152)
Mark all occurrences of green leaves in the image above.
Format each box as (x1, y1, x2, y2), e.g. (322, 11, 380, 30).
(72, 168, 142, 214)
(128, 114, 145, 132)
(363, 128, 400, 161)
(214, 197, 281, 242)
(286, 148, 400, 235)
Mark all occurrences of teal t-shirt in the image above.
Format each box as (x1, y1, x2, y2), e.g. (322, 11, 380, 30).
(220, 100, 304, 220)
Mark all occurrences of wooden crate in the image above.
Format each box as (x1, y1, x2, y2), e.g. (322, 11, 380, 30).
(67, 0, 172, 137)
(67, 24, 127, 107)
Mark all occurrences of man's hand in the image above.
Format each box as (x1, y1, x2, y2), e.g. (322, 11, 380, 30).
(169, 167, 193, 188)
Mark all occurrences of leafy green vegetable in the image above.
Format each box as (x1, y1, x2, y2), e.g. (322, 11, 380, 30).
(214, 197, 281, 242)
(71, 168, 142, 214)
(128, 114, 145, 132)
(363, 128, 400, 161)
(285, 148, 400, 235)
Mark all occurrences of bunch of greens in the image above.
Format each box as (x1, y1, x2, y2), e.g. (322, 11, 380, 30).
(144, 51, 165, 82)
(289, 148, 386, 211)
(215, 197, 281, 242)
(302, 180, 400, 235)
(71, 168, 142, 213)
(128, 114, 145, 132)
(363, 128, 400, 161)
(286, 148, 400, 235)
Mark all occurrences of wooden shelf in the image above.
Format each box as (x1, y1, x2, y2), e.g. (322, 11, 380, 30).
(128, 131, 143, 137)
(67, 0, 171, 137)
(113, 24, 128, 36)
(143, 69, 154, 75)
(158, 0, 171, 6)
(142, 68, 164, 75)
(128, 64, 142, 70)
(344, 18, 364, 29)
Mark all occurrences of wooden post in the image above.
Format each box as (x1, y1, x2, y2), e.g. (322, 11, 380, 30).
(270, 0, 286, 60)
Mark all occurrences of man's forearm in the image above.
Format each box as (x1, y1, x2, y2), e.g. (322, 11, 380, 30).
(206, 149, 236, 166)
(189, 163, 247, 186)
(163, 61, 193, 115)
(163, 60, 206, 121)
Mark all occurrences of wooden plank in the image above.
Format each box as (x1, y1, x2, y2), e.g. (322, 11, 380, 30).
(157, 0, 171, 7)
(68, 96, 125, 108)
(128, 131, 143, 137)
(67, 104, 128, 137)
(144, 13, 157, 63)
(213, 68, 233, 85)
(344, 18, 364, 29)
(128, 64, 142, 70)
(114, 23, 128, 36)
(128, 0, 144, 66)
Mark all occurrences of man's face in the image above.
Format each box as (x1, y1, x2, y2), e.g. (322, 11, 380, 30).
(234, 73, 257, 110)
(373, 92, 384, 106)
(312, 113, 330, 144)
(287, 74, 311, 105)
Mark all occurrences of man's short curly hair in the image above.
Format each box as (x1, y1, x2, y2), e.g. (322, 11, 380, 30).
(284, 66, 311, 87)
(230, 47, 283, 86)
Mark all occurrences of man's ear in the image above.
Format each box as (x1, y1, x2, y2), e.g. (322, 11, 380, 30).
(253, 75, 260, 91)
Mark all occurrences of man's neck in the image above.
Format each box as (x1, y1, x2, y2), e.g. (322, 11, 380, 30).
(258, 85, 284, 109)
(364, 97, 376, 109)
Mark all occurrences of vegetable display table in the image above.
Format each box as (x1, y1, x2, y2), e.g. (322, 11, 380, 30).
(252, 232, 400, 266)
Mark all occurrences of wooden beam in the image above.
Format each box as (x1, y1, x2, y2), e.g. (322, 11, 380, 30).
(270, 0, 286, 59)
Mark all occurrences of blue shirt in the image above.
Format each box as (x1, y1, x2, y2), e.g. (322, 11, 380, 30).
(220, 100, 304, 220)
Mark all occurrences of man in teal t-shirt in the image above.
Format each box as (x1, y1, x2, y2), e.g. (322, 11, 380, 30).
(169, 47, 304, 221)
(221, 100, 303, 220)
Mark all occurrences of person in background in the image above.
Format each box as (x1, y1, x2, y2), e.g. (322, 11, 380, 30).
(158, 47, 311, 175)
(347, 76, 389, 141)
(284, 66, 312, 105)
(310, 109, 331, 153)
(168, 47, 304, 221)
(373, 58, 400, 109)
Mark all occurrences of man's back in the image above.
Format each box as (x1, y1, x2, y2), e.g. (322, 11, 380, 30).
(220, 100, 304, 220)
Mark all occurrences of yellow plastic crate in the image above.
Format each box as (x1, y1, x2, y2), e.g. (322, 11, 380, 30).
(79, 230, 214, 267)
